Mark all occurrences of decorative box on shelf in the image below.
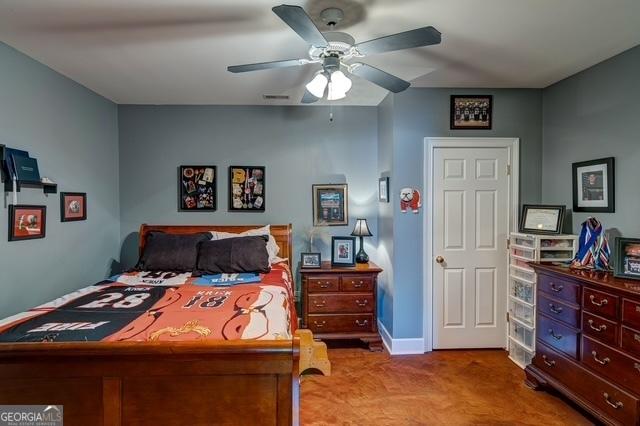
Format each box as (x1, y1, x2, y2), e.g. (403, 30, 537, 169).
(507, 232, 578, 368)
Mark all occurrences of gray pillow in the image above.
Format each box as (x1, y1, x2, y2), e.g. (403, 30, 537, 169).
(136, 231, 210, 272)
(193, 235, 271, 275)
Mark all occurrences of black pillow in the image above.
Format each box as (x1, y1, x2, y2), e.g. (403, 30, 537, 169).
(194, 235, 271, 275)
(136, 231, 210, 272)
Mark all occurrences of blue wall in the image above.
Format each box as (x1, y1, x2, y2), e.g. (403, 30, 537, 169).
(0, 43, 120, 319)
(117, 105, 379, 296)
(542, 45, 640, 238)
(384, 88, 543, 338)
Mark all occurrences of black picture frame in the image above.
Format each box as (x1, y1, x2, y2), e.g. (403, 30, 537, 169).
(178, 166, 217, 212)
(300, 252, 322, 269)
(60, 192, 87, 222)
(450, 95, 493, 130)
(312, 184, 348, 226)
(229, 166, 265, 212)
(614, 237, 640, 280)
(519, 204, 566, 235)
(8, 205, 46, 241)
(379, 177, 390, 203)
(331, 236, 356, 267)
(572, 157, 615, 213)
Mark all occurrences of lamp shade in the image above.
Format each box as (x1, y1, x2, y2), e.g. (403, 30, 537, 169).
(351, 218, 373, 237)
(327, 70, 352, 101)
(305, 72, 328, 98)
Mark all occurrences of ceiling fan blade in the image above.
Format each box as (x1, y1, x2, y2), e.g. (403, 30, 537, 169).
(354, 26, 441, 56)
(227, 58, 309, 73)
(301, 90, 320, 104)
(350, 63, 411, 93)
(272, 5, 327, 47)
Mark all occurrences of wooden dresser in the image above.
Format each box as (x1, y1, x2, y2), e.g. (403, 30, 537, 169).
(525, 263, 640, 426)
(300, 261, 383, 351)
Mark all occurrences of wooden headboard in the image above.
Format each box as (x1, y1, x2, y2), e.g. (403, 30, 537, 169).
(138, 224, 293, 265)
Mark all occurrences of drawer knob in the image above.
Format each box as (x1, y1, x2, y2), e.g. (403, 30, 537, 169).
(591, 351, 611, 366)
(589, 294, 608, 307)
(549, 282, 564, 293)
(319, 283, 329, 288)
(353, 282, 363, 288)
(548, 329, 563, 340)
(549, 303, 563, 314)
(542, 355, 555, 367)
(314, 301, 327, 308)
(355, 319, 369, 327)
(313, 320, 326, 328)
(355, 299, 368, 307)
(587, 319, 607, 332)
(603, 393, 624, 410)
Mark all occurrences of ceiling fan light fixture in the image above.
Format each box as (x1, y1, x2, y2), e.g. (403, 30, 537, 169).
(305, 72, 328, 98)
(330, 70, 352, 93)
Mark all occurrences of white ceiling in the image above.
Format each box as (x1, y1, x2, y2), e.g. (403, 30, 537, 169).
(1, 0, 639, 106)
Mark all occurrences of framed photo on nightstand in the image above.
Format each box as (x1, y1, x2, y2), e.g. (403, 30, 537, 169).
(331, 236, 356, 267)
(300, 252, 321, 268)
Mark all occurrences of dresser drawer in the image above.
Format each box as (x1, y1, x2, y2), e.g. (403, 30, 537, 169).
(582, 336, 640, 395)
(307, 276, 340, 292)
(535, 342, 639, 426)
(340, 275, 374, 292)
(538, 274, 580, 304)
(538, 293, 580, 328)
(622, 298, 640, 330)
(307, 314, 374, 333)
(621, 326, 640, 358)
(307, 294, 374, 314)
(538, 314, 580, 359)
(583, 287, 619, 321)
(582, 311, 619, 347)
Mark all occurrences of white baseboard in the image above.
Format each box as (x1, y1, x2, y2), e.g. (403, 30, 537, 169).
(378, 320, 425, 355)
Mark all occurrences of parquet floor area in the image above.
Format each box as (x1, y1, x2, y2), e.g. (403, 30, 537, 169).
(301, 347, 593, 426)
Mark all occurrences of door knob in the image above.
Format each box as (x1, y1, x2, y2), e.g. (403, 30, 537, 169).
(435, 256, 445, 264)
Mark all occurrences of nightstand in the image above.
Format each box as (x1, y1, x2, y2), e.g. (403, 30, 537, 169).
(300, 261, 383, 351)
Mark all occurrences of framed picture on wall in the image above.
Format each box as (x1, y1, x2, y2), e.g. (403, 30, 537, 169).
(8, 205, 46, 241)
(331, 236, 356, 267)
(60, 192, 86, 222)
(179, 166, 217, 211)
(312, 184, 348, 226)
(614, 237, 640, 280)
(519, 204, 566, 235)
(450, 95, 492, 130)
(229, 166, 265, 212)
(572, 157, 615, 213)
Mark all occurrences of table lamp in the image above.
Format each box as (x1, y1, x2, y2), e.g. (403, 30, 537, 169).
(351, 218, 373, 264)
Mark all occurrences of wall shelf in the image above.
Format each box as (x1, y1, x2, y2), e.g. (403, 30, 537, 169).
(0, 144, 57, 195)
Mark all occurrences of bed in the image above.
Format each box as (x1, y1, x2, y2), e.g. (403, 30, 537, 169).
(0, 224, 329, 426)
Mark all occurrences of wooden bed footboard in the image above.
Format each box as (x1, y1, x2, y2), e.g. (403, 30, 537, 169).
(0, 330, 329, 426)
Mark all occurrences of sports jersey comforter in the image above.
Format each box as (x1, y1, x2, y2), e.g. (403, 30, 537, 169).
(0, 262, 296, 343)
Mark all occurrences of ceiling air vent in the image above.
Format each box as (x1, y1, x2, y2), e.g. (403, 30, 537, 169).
(263, 94, 290, 100)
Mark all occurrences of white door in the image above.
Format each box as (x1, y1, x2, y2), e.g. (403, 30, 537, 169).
(432, 146, 510, 349)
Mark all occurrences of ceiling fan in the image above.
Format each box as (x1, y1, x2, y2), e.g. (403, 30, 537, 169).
(227, 4, 441, 103)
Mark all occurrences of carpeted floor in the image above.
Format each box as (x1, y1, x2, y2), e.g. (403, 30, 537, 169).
(301, 346, 593, 425)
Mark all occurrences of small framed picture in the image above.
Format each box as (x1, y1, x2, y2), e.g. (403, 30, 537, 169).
(60, 192, 87, 222)
(572, 157, 615, 213)
(229, 166, 265, 212)
(614, 238, 640, 280)
(519, 205, 566, 235)
(450, 95, 492, 130)
(300, 252, 322, 269)
(312, 184, 348, 226)
(179, 166, 217, 211)
(8, 205, 46, 241)
(331, 236, 356, 267)
(379, 177, 389, 203)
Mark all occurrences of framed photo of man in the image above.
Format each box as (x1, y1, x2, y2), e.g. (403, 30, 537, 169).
(572, 157, 615, 213)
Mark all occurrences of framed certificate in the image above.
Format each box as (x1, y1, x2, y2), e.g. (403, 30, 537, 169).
(519, 205, 566, 235)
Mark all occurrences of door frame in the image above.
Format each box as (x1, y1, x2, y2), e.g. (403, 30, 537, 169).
(423, 137, 520, 352)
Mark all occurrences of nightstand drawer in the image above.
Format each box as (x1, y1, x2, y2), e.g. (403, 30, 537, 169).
(307, 276, 340, 292)
(308, 294, 374, 314)
(307, 314, 374, 333)
(341, 275, 374, 292)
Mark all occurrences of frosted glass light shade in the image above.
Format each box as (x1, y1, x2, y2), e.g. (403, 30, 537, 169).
(305, 73, 328, 98)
